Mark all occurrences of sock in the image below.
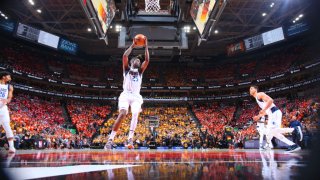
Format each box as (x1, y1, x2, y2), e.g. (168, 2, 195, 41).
(8, 140, 14, 149)
(109, 131, 117, 140)
(128, 113, 139, 140)
(259, 133, 264, 145)
(128, 130, 135, 140)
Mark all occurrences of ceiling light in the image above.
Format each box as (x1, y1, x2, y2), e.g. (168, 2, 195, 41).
(270, 2, 274, 8)
(1, 14, 5, 17)
(36, 9, 42, 13)
(28, 0, 35, 6)
(110, 26, 113, 29)
(193, 27, 196, 30)
(115, 25, 122, 32)
(299, 14, 303, 18)
(5, 16, 8, 19)
(87, 28, 92, 32)
(184, 26, 190, 33)
(295, 17, 299, 21)
(293, 20, 296, 23)
(214, 30, 219, 34)
(262, 13, 267, 17)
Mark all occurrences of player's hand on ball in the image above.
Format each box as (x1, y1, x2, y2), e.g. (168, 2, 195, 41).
(131, 41, 136, 48)
(253, 116, 260, 121)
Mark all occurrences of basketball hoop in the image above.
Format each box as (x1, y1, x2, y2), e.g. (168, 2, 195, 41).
(145, 0, 161, 13)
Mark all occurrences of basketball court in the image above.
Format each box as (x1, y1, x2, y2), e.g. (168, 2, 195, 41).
(2, 149, 308, 179)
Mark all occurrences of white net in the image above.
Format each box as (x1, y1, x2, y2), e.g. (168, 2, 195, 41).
(145, 0, 161, 13)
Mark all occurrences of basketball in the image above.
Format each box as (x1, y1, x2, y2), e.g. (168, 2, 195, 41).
(134, 34, 146, 46)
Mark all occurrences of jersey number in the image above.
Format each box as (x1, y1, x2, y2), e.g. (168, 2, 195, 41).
(0, 91, 6, 98)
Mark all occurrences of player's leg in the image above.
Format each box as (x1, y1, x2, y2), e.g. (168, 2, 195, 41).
(104, 93, 129, 150)
(272, 130, 295, 146)
(264, 114, 278, 150)
(257, 124, 264, 149)
(0, 108, 16, 153)
(126, 98, 142, 149)
(272, 111, 300, 152)
(264, 128, 274, 150)
(276, 128, 294, 134)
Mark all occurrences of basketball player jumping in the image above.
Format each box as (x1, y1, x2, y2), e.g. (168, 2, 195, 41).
(105, 37, 149, 150)
(0, 71, 16, 153)
(250, 86, 301, 152)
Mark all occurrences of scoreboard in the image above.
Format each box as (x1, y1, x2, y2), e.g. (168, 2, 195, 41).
(15, 22, 78, 54)
(16, 22, 40, 42)
(244, 34, 264, 51)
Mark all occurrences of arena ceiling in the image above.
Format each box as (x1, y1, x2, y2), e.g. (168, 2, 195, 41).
(1, 0, 314, 57)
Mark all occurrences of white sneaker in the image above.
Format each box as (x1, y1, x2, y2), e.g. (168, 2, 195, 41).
(104, 139, 113, 150)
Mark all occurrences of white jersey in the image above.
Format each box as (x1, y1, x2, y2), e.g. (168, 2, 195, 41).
(0, 84, 9, 100)
(0, 84, 9, 110)
(255, 94, 276, 116)
(122, 68, 142, 95)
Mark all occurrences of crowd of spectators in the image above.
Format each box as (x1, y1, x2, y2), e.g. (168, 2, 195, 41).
(67, 102, 112, 138)
(93, 106, 202, 148)
(1, 41, 317, 88)
(2, 93, 83, 149)
(193, 102, 236, 134)
(0, 91, 318, 150)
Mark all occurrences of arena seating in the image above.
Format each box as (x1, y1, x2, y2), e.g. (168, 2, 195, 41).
(0, 42, 316, 87)
(67, 102, 112, 138)
(192, 102, 236, 134)
(94, 106, 200, 148)
(7, 93, 76, 149)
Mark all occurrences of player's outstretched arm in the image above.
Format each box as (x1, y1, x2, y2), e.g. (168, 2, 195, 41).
(7, 85, 13, 104)
(123, 42, 135, 71)
(140, 37, 149, 73)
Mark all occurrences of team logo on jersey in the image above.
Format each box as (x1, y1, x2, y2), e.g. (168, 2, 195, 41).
(132, 76, 138, 82)
(129, 71, 139, 82)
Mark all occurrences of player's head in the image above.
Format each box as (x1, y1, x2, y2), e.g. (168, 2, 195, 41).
(130, 55, 143, 69)
(0, 71, 11, 83)
(249, 85, 258, 96)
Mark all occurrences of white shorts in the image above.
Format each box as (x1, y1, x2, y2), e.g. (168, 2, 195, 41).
(118, 91, 143, 114)
(257, 122, 265, 134)
(267, 110, 282, 129)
